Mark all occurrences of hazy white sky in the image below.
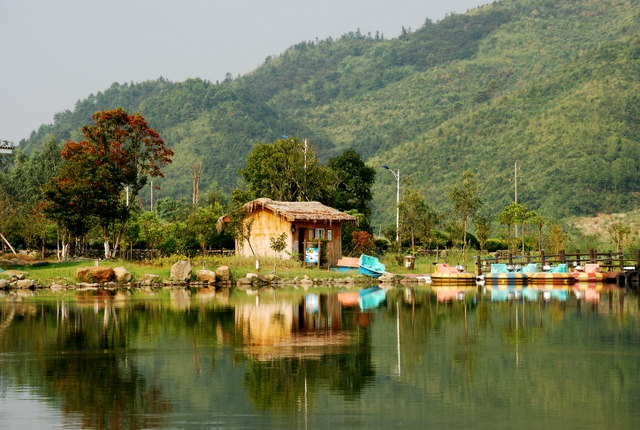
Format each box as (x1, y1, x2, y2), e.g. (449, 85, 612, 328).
(0, 0, 488, 144)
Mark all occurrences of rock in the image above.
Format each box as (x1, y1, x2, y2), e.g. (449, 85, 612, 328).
(196, 269, 217, 283)
(215, 265, 232, 281)
(113, 267, 132, 283)
(142, 274, 161, 285)
(0, 279, 9, 289)
(246, 273, 259, 279)
(75, 266, 115, 283)
(378, 273, 395, 283)
(2, 270, 27, 280)
(15, 279, 37, 289)
(170, 260, 192, 282)
(237, 277, 252, 287)
(50, 283, 68, 291)
(263, 273, 282, 283)
(300, 275, 313, 287)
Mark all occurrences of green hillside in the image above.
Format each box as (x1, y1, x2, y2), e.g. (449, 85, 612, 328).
(17, 0, 640, 225)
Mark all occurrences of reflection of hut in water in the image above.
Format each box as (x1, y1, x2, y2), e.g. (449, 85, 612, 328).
(235, 295, 361, 361)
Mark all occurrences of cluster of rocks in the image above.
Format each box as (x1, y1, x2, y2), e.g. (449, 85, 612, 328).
(1, 259, 424, 292)
(0, 270, 37, 290)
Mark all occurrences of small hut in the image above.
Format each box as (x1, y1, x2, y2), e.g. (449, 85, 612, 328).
(218, 198, 357, 266)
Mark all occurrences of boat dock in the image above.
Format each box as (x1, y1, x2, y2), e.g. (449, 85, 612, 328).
(476, 249, 640, 289)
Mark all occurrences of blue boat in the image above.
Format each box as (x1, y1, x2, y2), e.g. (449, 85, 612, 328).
(358, 255, 386, 278)
(358, 286, 387, 310)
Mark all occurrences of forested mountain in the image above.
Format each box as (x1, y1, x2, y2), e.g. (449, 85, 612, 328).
(18, 0, 640, 224)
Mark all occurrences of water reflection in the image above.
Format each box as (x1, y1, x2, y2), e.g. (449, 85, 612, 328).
(0, 285, 639, 429)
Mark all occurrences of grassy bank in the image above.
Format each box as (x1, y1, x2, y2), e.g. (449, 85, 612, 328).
(0, 249, 478, 286)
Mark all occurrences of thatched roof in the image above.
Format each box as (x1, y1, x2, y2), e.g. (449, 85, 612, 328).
(246, 198, 357, 222)
(217, 198, 357, 231)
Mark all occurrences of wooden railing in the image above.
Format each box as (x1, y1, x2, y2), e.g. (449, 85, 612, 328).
(476, 249, 640, 274)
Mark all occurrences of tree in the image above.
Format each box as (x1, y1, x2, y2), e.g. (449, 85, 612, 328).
(326, 149, 376, 218)
(240, 137, 331, 202)
(399, 187, 435, 255)
(607, 222, 632, 253)
(186, 205, 224, 253)
(473, 213, 492, 252)
(447, 171, 482, 254)
(43, 108, 173, 259)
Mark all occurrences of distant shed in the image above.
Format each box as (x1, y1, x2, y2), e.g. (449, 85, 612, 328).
(218, 198, 357, 266)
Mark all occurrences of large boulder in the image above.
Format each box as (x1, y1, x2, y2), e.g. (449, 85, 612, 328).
(170, 260, 192, 282)
(15, 279, 37, 289)
(0, 279, 9, 289)
(196, 269, 216, 284)
(215, 265, 232, 282)
(113, 266, 132, 283)
(76, 266, 115, 283)
(142, 274, 161, 285)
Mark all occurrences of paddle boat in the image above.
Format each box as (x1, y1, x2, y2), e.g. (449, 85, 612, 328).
(357, 254, 386, 278)
(484, 263, 538, 285)
(330, 257, 360, 273)
(571, 263, 605, 282)
(430, 263, 477, 286)
(527, 263, 574, 285)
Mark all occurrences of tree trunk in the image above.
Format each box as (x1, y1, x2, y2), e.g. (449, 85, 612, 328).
(102, 225, 112, 259)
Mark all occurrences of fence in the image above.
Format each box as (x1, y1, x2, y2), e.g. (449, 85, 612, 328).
(43, 248, 235, 261)
(476, 249, 640, 274)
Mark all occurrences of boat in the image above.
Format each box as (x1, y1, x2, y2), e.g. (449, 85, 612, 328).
(430, 263, 476, 286)
(358, 254, 386, 278)
(483, 263, 538, 285)
(571, 263, 605, 282)
(527, 263, 574, 285)
(330, 257, 360, 273)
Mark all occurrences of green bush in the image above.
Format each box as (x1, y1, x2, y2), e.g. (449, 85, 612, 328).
(485, 238, 508, 252)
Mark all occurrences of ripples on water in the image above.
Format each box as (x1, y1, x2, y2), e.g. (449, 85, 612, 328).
(0, 284, 639, 429)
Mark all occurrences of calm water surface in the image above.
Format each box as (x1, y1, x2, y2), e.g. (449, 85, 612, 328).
(1, 284, 639, 429)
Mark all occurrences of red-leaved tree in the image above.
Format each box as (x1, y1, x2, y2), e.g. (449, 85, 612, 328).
(44, 108, 173, 259)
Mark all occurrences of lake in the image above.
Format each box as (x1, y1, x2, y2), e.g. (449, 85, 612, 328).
(1, 283, 639, 429)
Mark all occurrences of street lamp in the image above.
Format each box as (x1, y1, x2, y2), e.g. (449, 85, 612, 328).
(382, 164, 400, 244)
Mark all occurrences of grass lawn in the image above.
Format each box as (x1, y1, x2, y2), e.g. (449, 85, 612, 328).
(0, 249, 481, 286)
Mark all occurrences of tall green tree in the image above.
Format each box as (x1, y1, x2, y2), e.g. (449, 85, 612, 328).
(447, 171, 482, 253)
(240, 137, 331, 202)
(399, 187, 437, 255)
(326, 149, 376, 218)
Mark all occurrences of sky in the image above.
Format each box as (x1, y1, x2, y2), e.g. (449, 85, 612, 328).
(0, 0, 488, 145)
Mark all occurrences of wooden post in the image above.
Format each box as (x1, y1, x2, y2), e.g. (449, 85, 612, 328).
(559, 250, 566, 263)
(619, 251, 624, 271)
(540, 250, 546, 267)
(590, 249, 596, 264)
(508, 253, 513, 266)
(317, 240, 321, 269)
(476, 254, 482, 275)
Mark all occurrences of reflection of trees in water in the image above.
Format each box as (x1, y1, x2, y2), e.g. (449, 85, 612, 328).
(243, 348, 374, 412)
(0, 296, 236, 429)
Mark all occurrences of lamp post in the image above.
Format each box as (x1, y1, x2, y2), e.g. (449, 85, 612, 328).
(382, 165, 400, 244)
